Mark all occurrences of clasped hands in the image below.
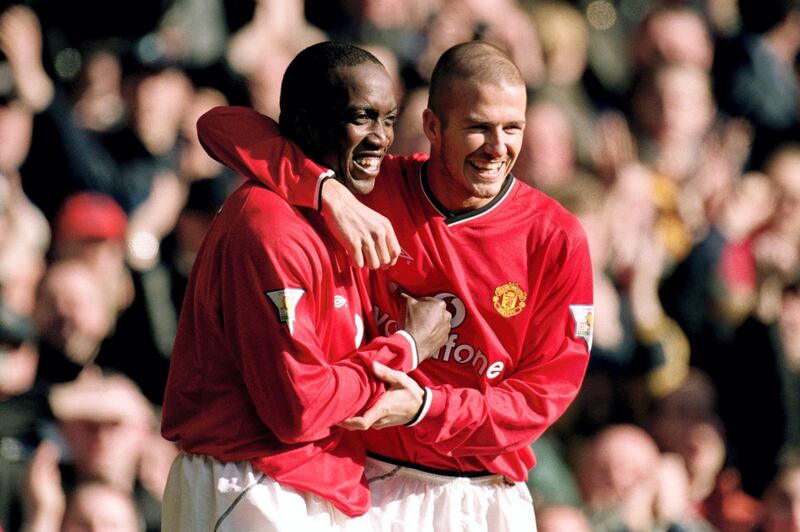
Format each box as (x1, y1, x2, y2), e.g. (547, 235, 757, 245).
(340, 288, 451, 430)
(339, 360, 425, 431)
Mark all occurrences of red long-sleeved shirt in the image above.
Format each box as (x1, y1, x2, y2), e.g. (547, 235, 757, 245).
(161, 178, 418, 516)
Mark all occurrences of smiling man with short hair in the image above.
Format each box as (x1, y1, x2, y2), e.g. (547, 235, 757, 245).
(160, 42, 451, 531)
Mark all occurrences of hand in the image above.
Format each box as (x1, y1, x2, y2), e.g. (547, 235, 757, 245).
(339, 362, 424, 430)
(23, 441, 65, 532)
(0, 5, 53, 112)
(401, 289, 451, 362)
(593, 111, 637, 182)
(321, 178, 400, 269)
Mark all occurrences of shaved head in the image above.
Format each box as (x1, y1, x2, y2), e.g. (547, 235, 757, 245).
(428, 41, 525, 117)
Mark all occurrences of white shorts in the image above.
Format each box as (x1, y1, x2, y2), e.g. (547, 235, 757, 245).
(161, 452, 373, 532)
(363, 456, 537, 532)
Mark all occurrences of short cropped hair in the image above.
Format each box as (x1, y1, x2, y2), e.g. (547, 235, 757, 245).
(279, 42, 382, 140)
(428, 41, 524, 117)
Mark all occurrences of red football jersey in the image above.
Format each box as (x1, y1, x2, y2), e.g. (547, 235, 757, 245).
(161, 180, 419, 517)
(198, 107, 594, 482)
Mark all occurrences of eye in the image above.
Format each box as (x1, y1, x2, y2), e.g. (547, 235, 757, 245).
(352, 112, 369, 125)
(384, 114, 397, 127)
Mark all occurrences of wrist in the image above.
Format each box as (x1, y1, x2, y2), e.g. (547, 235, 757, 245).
(404, 386, 432, 427)
(396, 330, 419, 370)
(319, 172, 342, 213)
(318, 172, 336, 212)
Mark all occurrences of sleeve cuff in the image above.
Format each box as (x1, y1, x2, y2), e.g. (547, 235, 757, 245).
(405, 387, 432, 427)
(315, 170, 336, 211)
(395, 330, 419, 371)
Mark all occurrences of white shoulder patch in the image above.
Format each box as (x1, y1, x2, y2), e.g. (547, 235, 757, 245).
(569, 305, 594, 351)
(266, 288, 305, 334)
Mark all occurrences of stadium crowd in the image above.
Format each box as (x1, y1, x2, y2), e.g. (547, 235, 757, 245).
(0, 0, 797, 530)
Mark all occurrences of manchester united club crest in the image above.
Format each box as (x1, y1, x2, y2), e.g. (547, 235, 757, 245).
(493, 282, 527, 318)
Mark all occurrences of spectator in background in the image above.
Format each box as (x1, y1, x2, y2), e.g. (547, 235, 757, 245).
(70, 49, 127, 134)
(761, 456, 800, 532)
(536, 504, 592, 532)
(23, 477, 142, 532)
(753, 144, 800, 319)
(226, 0, 327, 120)
(514, 98, 578, 192)
(647, 368, 762, 530)
(577, 423, 714, 532)
(714, 0, 800, 170)
(724, 276, 800, 498)
(60, 481, 141, 532)
(632, 4, 715, 73)
(32, 261, 115, 385)
(22, 370, 167, 532)
(577, 424, 663, 531)
(50, 192, 133, 319)
(390, 86, 430, 156)
(2, 3, 193, 219)
(0, 7, 51, 318)
(0, 304, 45, 532)
(527, 1, 598, 168)
(417, 0, 544, 87)
(320, 0, 438, 68)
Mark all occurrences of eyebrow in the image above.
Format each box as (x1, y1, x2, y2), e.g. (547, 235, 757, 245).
(346, 104, 399, 114)
(462, 117, 526, 127)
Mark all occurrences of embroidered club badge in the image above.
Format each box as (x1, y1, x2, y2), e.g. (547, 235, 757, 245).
(493, 282, 527, 318)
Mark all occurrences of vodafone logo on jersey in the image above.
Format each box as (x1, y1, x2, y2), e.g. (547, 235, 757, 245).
(374, 292, 505, 380)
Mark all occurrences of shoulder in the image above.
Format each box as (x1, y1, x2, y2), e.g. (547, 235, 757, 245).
(511, 180, 588, 249)
(220, 181, 322, 252)
(382, 152, 428, 175)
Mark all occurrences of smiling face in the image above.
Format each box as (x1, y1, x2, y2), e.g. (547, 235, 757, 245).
(423, 78, 526, 212)
(316, 62, 398, 195)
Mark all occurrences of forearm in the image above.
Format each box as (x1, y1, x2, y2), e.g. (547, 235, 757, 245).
(197, 106, 329, 209)
(411, 348, 588, 457)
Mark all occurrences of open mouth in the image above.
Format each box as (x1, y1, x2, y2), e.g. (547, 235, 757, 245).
(353, 154, 383, 178)
(469, 159, 506, 180)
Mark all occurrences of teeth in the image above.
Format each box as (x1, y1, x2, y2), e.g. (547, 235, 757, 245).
(471, 161, 503, 172)
(355, 156, 381, 171)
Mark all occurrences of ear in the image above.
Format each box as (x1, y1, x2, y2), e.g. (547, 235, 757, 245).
(292, 108, 320, 150)
(422, 108, 440, 144)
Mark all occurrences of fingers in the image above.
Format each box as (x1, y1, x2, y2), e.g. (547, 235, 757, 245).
(350, 245, 365, 269)
(363, 223, 399, 270)
(385, 229, 401, 267)
(338, 416, 370, 431)
(371, 361, 412, 387)
(339, 405, 382, 431)
(363, 239, 381, 270)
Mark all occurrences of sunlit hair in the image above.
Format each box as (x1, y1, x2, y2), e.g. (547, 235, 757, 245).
(427, 41, 524, 119)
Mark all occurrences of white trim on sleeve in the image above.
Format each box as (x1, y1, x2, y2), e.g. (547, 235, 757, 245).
(395, 330, 419, 370)
(314, 169, 336, 211)
(405, 387, 432, 427)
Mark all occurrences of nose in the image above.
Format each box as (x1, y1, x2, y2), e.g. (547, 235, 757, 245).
(368, 120, 392, 149)
(484, 128, 507, 158)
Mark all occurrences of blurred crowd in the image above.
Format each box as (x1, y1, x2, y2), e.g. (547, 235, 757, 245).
(0, 0, 797, 530)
